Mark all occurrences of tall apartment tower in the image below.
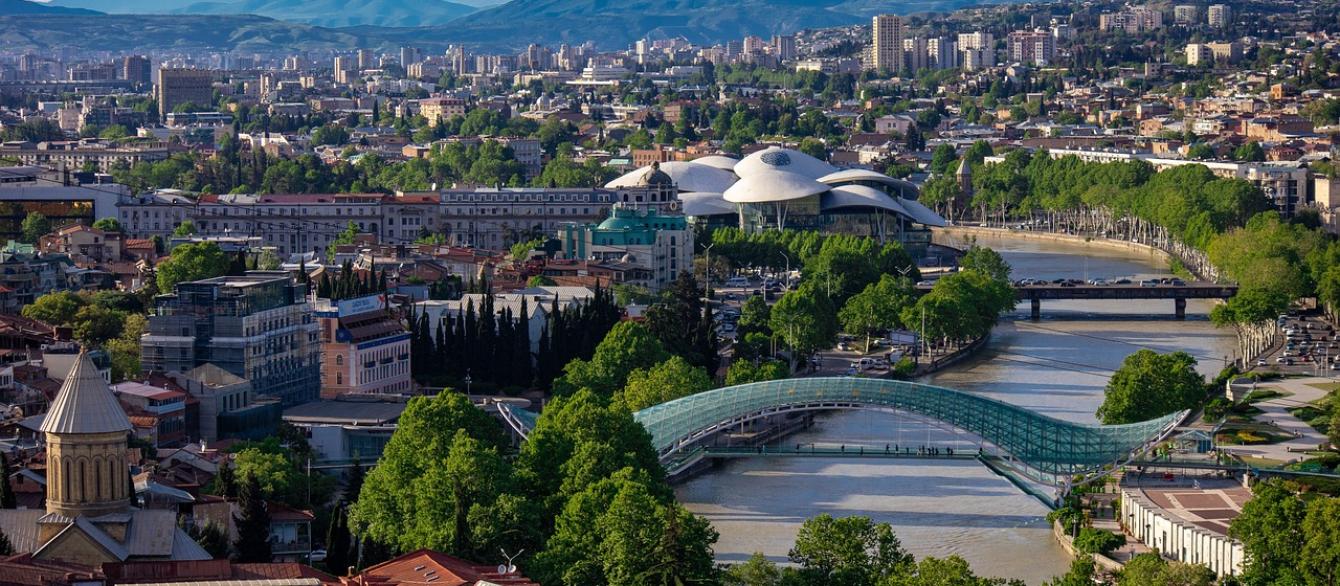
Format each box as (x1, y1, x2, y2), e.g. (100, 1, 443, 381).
(1207, 4, 1232, 27)
(871, 14, 906, 72)
(400, 46, 421, 66)
(1173, 4, 1200, 25)
(155, 68, 214, 119)
(356, 48, 375, 69)
(903, 36, 929, 72)
(333, 55, 354, 84)
(928, 37, 959, 69)
(121, 55, 151, 87)
(773, 35, 797, 61)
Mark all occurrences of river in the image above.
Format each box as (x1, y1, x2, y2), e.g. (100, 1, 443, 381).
(675, 233, 1238, 584)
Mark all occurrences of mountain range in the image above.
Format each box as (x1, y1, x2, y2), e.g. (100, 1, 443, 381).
(4, 0, 1022, 52)
(44, 0, 478, 27)
(0, 0, 99, 14)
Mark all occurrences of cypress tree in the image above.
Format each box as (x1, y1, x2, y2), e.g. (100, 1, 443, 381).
(325, 503, 353, 575)
(0, 453, 15, 509)
(215, 459, 237, 499)
(435, 318, 449, 378)
(232, 475, 272, 563)
(517, 298, 533, 387)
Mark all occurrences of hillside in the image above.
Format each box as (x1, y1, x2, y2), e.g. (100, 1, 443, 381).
(49, 0, 475, 26)
(0, 0, 100, 15)
(0, 14, 368, 52)
(8, 0, 1029, 52)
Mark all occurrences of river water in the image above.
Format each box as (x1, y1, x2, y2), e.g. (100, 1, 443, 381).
(675, 233, 1238, 584)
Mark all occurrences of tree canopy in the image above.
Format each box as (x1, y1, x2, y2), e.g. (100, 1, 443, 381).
(1095, 349, 1206, 424)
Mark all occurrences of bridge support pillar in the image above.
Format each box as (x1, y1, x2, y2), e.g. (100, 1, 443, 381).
(1174, 298, 1186, 320)
(1030, 298, 1041, 320)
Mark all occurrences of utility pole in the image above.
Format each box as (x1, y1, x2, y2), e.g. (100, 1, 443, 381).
(703, 242, 716, 298)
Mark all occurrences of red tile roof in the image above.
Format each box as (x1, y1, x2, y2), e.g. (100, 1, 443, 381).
(351, 550, 538, 586)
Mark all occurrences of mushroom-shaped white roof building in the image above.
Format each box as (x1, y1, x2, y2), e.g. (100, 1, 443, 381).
(605, 146, 945, 253)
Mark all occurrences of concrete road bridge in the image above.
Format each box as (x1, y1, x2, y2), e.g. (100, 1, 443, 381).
(915, 281, 1237, 319)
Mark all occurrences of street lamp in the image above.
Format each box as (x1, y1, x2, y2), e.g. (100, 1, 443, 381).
(463, 370, 473, 396)
(778, 251, 790, 290)
(703, 242, 716, 298)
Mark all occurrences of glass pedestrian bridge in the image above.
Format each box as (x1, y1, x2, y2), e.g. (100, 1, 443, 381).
(499, 377, 1186, 484)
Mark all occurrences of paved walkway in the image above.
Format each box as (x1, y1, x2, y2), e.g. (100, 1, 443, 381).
(1218, 377, 1333, 463)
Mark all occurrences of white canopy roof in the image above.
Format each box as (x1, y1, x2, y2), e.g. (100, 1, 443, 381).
(606, 161, 737, 193)
(821, 184, 909, 214)
(678, 192, 737, 217)
(723, 169, 830, 204)
(734, 146, 837, 180)
(692, 155, 741, 171)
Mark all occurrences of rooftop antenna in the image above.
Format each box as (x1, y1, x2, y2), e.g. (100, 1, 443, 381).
(498, 549, 523, 575)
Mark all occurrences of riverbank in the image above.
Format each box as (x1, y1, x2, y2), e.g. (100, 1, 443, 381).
(932, 226, 1174, 268)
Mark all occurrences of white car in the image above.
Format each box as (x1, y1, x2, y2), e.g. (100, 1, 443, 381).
(309, 549, 328, 563)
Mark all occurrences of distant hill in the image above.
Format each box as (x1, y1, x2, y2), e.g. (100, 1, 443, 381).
(0, 14, 368, 53)
(48, 0, 476, 26)
(7, 0, 1030, 52)
(0, 0, 100, 15)
(438, 0, 1020, 49)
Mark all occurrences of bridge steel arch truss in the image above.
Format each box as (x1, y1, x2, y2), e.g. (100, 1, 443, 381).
(500, 377, 1186, 485)
(633, 377, 1185, 482)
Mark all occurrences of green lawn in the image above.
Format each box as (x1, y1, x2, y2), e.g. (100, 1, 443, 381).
(1306, 382, 1340, 393)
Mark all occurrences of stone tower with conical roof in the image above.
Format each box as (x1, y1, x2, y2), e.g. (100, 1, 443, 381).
(39, 349, 133, 519)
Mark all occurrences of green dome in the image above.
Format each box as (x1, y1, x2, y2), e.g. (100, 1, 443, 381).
(597, 215, 646, 230)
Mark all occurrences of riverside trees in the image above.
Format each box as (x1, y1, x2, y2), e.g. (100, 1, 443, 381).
(1095, 350, 1206, 424)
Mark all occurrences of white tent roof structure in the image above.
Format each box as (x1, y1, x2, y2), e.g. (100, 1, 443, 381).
(723, 169, 830, 203)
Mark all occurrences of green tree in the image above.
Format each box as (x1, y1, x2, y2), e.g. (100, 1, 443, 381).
(92, 217, 123, 233)
(725, 360, 789, 386)
(1234, 141, 1266, 162)
(1329, 407, 1340, 451)
(839, 275, 914, 352)
(20, 291, 87, 325)
(1229, 479, 1308, 585)
(20, 212, 51, 244)
(327, 221, 359, 262)
(960, 245, 1012, 283)
(173, 220, 196, 236)
(233, 475, 273, 563)
(233, 448, 295, 499)
(1095, 350, 1206, 424)
(71, 304, 126, 345)
(1043, 559, 1095, 586)
(1300, 497, 1340, 586)
(350, 393, 510, 553)
(187, 521, 231, 559)
(311, 124, 351, 146)
(724, 552, 780, 586)
(892, 555, 1025, 585)
(789, 515, 912, 586)
(1116, 553, 1213, 586)
(770, 284, 838, 372)
(553, 321, 670, 397)
(1187, 143, 1216, 160)
(645, 271, 718, 371)
(615, 356, 712, 411)
(930, 143, 959, 176)
(157, 242, 230, 291)
(798, 137, 828, 161)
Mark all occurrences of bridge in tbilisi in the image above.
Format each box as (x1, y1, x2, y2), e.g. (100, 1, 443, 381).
(914, 281, 1238, 319)
(498, 377, 1187, 494)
